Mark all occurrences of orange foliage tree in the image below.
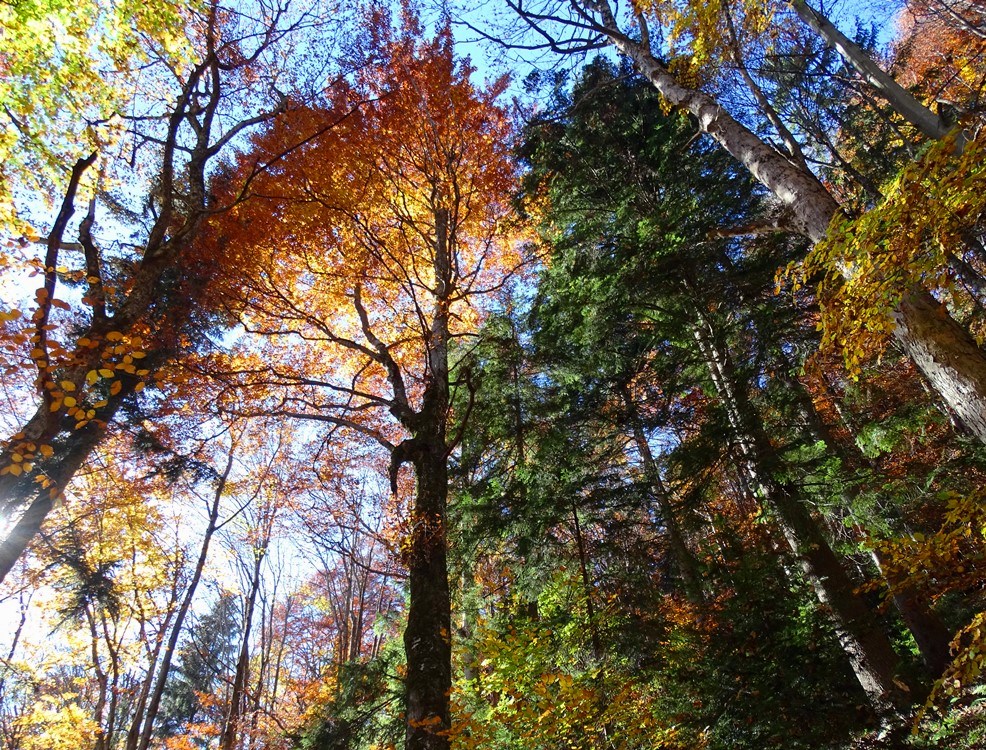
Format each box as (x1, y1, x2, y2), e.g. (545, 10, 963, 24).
(203, 11, 523, 749)
(0, 1, 317, 583)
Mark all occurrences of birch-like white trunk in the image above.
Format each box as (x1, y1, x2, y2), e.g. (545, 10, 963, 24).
(590, 1, 986, 444)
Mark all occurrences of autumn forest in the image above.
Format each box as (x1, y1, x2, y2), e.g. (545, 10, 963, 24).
(2, 0, 986, 748)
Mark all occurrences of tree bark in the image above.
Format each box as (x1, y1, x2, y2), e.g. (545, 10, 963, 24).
(619, 384, 705, 604)
(0, 385, 134, 582)
(788, 0, 951, 140)
(685, 288, 910, 715)
(132, 446, 233, 750)
(772, 357, 954, 678)
(403, 440, 452, 750)
(402, 207, 453, 750)
(892, 288, 986, 439)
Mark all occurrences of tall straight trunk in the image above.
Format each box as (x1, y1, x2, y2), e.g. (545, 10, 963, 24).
(219, 549, 265, 750)
(788, 0, 950, 140)
(588, 0, 986, 446)
(570, 500, 603, 661)
(685, 290, 910, 715)
(618, 385, 705, 603)
(403, 207, 453, 750)
(404, 439, 452, 750)
(132, 448, 233, 750)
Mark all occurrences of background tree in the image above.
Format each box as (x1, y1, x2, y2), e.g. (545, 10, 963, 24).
(0, 0, 333, 582)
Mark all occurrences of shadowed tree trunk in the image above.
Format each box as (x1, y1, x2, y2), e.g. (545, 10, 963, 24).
(619, 384, 705, 604)
(685, 282, 911, 716)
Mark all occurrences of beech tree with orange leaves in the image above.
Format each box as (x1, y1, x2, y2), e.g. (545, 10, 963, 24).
(204, 11, 523, 748)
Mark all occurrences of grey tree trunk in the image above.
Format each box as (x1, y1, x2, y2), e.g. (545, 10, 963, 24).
(686, 290, 910, 716)
(586, 0, 986, 446)
(789, 0, 950, 140)
(772, 359, 954, 678)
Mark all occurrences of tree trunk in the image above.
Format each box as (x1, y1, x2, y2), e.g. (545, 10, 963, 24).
(589, 1, 986, 446)
(773, 358, 954, 678)
(619, 385, 705, 604)
(570, 500, 603, 661)
(870, 548, 952, 677)
(403, 439, 452, 750)
(403, 207, 453, 750)
(219, 549, 265, 750)
(685, 290, 910, 715)
(789, 0, 950, 140)
(892, 288, 986, 439)
(132, 447, 233, 750)
(0, 386, 134, 582)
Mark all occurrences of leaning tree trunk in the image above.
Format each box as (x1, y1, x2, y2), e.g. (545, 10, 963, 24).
(0, 381, 136, 582)
(589, 0, 986, 445)
(771, 355, 954, 677)
(789, 0, 950, 140)
(0, 71, 211, 583)
(685, 288, 911, 716)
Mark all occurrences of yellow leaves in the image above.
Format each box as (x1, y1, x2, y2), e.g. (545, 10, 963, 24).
(784, 128, 986, 376)
(0, 308, 22, 322)
(16, 696, 101, 750)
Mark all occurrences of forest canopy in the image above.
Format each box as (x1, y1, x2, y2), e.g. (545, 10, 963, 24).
(2, 1, 986, 749)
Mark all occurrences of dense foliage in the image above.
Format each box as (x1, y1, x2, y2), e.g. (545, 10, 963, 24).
(3, 1, 986, 749)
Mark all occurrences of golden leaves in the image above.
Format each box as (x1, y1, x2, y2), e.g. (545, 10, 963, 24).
(207, 15, 521, 405)
(783, 128, 986, 376)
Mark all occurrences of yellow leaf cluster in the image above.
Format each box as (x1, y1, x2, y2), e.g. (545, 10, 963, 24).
(783, 128, 986, 376)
